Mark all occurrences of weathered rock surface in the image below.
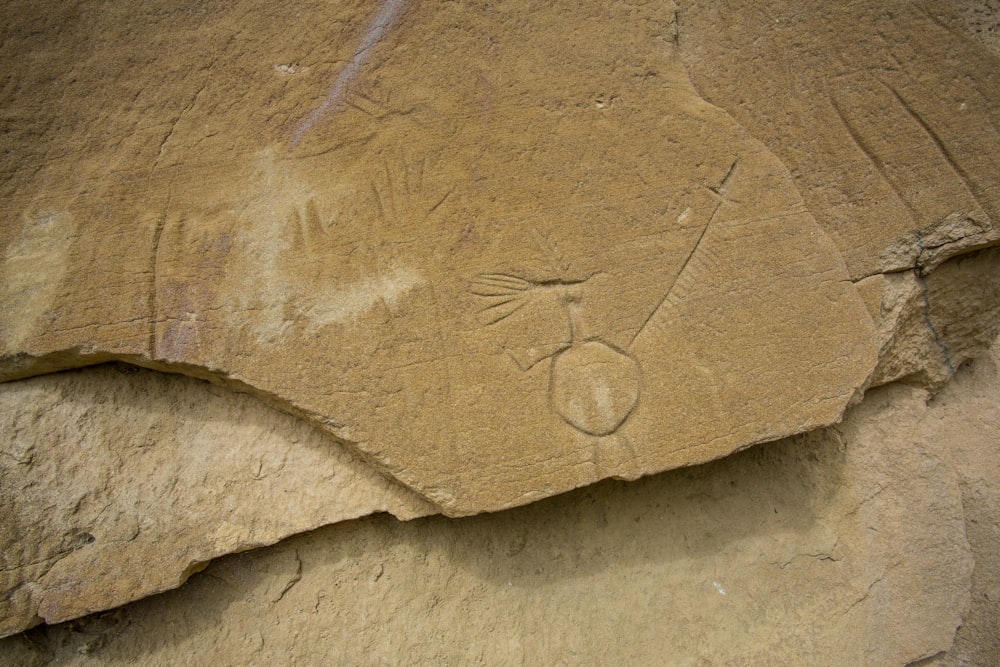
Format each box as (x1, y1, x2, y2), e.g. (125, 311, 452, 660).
(678, 0, 1000, 279)
(5, 0, 964, 517)
(5, 335, 999, 666)
(924, 336, 1000, 666)
(0, 239, 987, 638)
(2, 0, 1000, 643)
(0, 365, 433, 636)
(865, 246, 1000, 389)
(957, 0, 1000, 54)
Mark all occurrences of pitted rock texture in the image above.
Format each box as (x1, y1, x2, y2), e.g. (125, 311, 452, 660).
(5, 336, 1000, 665)
(0, 365, 433, 636)
(2, 0, 1000, 641)
(1, 0, 884, 516)
(957, 0, 1000, 53)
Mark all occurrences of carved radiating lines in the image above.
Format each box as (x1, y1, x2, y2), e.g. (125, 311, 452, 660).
(469, 273, 588, 327)
(469, 270, 639, 437)
(468, 161, 742, 439)
(468, 273, 533, 325)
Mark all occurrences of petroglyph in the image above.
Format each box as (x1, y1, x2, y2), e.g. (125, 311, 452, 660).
(469, 274, 586, 327)
(550, 340, 640, 437)
(471, 161, 748, 437)
(471, 271, 640, 437)
(292, 0, 410, 146)
(0, 0, 904, 520)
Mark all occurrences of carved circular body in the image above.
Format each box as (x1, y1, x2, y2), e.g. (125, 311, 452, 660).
(550, 340, 640, 436)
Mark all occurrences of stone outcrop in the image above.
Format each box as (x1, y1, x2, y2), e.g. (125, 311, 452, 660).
(5, 333, 999, 665)
(678, 0, 1000, 279)
(0, 0, 947, 516)
(0, 365, 433, 637)
(2, 0, 999, 646)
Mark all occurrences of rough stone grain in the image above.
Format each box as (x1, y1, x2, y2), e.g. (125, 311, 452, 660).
(957, 0, 1000, 53)
(7, 335, 1000, 665)
(867, 246, 1000, 390)
(926, 334, 1000, 666)
(2, 0, 935, 515)
(2, 0, 994, 516)
(2, 0, 1000, 639)
(678, 0, 1000, 280)
(2, 232, 995, 637)
(0, 365, 432, 636)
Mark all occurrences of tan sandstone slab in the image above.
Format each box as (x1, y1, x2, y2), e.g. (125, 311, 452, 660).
(1, 242, 996, 638)
(0, 0, 887, 515)
(2, 0, 1000, 638)
(0, 364, 433, 637)
(9, 335, 1000, 665)
(678, 0, 1000, 278)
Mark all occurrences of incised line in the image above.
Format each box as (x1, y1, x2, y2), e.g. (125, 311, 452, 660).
(881, 80, 989, 215)
(828, 92, 922, 224)
(291, 0, 409, 146)
(628, 159, 737, 348)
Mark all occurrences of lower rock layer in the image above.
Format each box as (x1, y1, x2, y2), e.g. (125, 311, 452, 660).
(1, 244, 997, 639)
(4, 335, 999, 664)
(0, 366, 433, 637)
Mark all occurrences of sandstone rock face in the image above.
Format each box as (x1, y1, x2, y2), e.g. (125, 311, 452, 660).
(678, 0, 1000, 279)
(0, 365, 433, 636)
(2, 0, 885, 517)
(2, 0, 1000, 643)
(957, 0, 1000, 54)
(5, 336, 999, 665)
